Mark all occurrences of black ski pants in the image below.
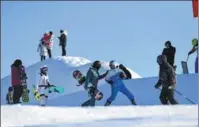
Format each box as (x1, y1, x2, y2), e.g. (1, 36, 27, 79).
(159, 87, 178, 105)
(61, 45, 66, 56)
(47, 48, 52, 58)
(13, 85, 23, 104)
(41, 56, 46, 61)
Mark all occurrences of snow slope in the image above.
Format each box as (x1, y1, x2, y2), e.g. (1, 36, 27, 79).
(2, 105, 198, 127)
(1, 56, 141, 105)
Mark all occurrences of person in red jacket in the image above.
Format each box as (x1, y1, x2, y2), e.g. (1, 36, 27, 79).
(11, 59, 27, 104)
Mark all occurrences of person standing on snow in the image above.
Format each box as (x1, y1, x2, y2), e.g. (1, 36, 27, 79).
(162, 41, 176, 68)
(104, 60, 137, 106)
(82, 60, 108, 107)
(58, 30, 67, 56)
(11, 59, 27, 104)
(188, 38, 198, 73)
(36, 65, 54, 106)
(43, 31, 54, 58)
(37, 38, 47, 61)
(154, 55, 178, 105)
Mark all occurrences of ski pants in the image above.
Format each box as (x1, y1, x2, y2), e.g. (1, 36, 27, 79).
(159, 87, 178, 105)
(41, 56, 46, 61)
(13, 85, 23, 104)
(195, 57, 198, 73)
(38, 86, 49, 106)
(107, 81, 134, 103)
(61, 45, 66, 56)
(47, 48, 52, 58)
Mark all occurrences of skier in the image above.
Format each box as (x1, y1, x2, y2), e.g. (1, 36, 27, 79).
(154, 54, 179, 105)
(104, 60, 137, 106)
(118, 64, 132, 79)
(11, 59, 27, 104)
(36, 65, 53, 106)
(82, 60, 107, 107)
(58, 30, 67, 56)
(162, 41, 176, 68)
(188, 38, 198, 73)
(37, 38, 47, 61)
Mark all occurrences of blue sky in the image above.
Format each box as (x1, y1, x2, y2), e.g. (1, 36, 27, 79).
(1, 1, 198, 78)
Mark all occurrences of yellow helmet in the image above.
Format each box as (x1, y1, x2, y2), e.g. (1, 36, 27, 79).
(192, 38, 198, 46)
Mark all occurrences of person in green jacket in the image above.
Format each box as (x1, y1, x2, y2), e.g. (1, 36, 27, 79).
(82, 60, 107, 107)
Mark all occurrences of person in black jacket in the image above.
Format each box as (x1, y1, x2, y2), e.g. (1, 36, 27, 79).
(58, 30, 67, 56)
(154, 54, 178, 105)
(162, 41, 176, 68)
(119, 64, 132, 79)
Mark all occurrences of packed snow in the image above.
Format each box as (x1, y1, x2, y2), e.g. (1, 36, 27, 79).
(1, 105, 198, 127)
(1, 56, 198, 127)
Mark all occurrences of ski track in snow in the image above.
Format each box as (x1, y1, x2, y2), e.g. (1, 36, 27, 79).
(1, 105, 198, 127)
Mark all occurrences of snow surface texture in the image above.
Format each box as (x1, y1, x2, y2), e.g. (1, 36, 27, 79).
(1, 105, 198, 127)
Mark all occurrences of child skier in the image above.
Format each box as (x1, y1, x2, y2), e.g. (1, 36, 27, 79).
(6, 86, 14, 104)
(37, 39, 47, 61)
(188, 38, 198, 73)
(36, 65, 53, 106)
(104, 60, 137, 106)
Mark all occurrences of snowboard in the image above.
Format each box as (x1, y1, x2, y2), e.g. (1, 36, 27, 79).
(32, 84, 40, 101)
(21, 80, 30, 103)
(72, 70, 86, 86)
(48, 86, 64, 93)
(181, 61, 189, 74)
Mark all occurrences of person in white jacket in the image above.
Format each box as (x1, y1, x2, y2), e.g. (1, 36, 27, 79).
(37, 40, 47, 61)
(36, 65, 52, 106)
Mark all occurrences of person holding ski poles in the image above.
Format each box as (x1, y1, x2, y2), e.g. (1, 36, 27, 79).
(188, 38, 198, 73)
(154, 55, 179, 105)
(104, 60, 137, 106)
(82, 60, 107, 107)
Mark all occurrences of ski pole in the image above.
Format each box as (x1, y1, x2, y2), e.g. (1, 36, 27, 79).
(174, 89, 195, 104)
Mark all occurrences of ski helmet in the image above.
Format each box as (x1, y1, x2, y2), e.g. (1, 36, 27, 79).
(95, 91, 103, 101)
(73, 70, 82, 79)
(92, 60, 101, 70)
(192, 38, 198, 46)
(8, 86, 13, 92)
(109, 60, 118, 69)
(40, 65, 48, 74)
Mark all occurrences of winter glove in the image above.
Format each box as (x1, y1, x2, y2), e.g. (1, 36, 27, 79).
(188, 51, 192, 56)
(106, 80, 113, 85)
(120, 72, 125, 79)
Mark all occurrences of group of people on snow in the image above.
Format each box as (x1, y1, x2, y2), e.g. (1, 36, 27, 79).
(37, 30, 67, 61)
(7, 38, 198, 106)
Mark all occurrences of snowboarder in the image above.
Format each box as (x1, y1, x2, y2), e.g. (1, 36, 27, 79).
(188, 38, 198, 73)
(11, 59, 27, 104)
(58, 30, 67, 56)
(154, 54, 179, 105)
(104, 60, 137, 106)
(36, 65, 53, 106)
(118, 64, 132, 79)
(37, 38, 47, 61)
(162, 41, 176, 68)
(82, 60, 107, 107)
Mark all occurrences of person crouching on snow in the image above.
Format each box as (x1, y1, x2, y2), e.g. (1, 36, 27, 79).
(104, 60, 137, 106)
(36, 65, 53, 106)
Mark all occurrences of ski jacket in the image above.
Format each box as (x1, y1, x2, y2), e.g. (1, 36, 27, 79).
(36, 73, 50, 90)
(37, 41, 47, 56)
(58, 33, 67, 46)
(84, 67, 106, 90)
(162, 46, 176, 66)
(156, 55, 176, 89)
(105, 68, 126, 83)
(11, 65, 26, 86)
(43, 34, 54, 50)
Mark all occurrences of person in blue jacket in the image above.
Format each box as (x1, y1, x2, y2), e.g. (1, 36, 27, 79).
(104, 60, 137, 106)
